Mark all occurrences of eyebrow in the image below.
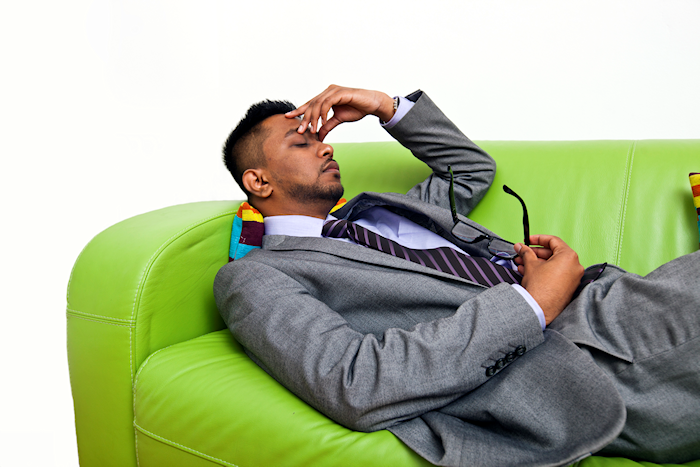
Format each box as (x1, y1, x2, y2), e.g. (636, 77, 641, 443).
(284, 128, 301, 139)
(284, 126, 319, 141)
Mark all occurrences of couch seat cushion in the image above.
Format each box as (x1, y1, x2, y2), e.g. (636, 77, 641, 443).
(133, 329, 430, 466)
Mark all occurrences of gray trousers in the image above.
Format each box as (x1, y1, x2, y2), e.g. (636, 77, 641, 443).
(552, 250, 700, 463)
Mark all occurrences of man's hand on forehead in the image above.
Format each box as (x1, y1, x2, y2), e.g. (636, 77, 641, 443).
(285, 85, 396, 142)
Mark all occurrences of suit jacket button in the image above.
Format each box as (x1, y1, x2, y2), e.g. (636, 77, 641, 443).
(505, 352, 515, 363)
(494, 358, 505, 370)
(515, 345, 526, 356)
(485, 366, 495, 377)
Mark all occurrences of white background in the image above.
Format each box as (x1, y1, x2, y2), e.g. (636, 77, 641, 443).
(1, 1, 698, 465)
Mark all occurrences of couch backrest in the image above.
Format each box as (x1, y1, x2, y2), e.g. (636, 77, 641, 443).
(335, 140, 699, 275)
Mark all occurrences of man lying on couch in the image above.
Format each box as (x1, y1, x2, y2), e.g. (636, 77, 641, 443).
(214, 85, 700, 467)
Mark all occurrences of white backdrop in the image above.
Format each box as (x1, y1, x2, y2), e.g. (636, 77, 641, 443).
(2, 0, 698, 465)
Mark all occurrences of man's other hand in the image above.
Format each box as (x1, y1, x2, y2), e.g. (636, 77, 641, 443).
(514, 235, 585, 325)
(285, 85, 395, 142)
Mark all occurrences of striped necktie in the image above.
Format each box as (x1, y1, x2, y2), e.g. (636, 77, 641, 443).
(322, 219, 522, 287)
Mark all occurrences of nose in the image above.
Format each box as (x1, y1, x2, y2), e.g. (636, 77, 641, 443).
(317, 142, 334, 158)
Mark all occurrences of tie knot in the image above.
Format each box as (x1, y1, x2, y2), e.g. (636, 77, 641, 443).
(322, 219, 350, 238)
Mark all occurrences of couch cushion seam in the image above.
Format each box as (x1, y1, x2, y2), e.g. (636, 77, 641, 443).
(614, 141, 636, 265)
(66, 307, 134, 323)
(66, 314, 134, 328)
(132, 331, 223, 387)
(134, 422, 239, 467)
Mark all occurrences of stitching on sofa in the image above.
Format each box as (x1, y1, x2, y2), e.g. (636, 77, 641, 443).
(133, 343, 176, 385)
(133, 330, 216, 386)
(134, 423, 239, 467)
(66, 314, 134, 327)
(614, 141, 636, 265)
(132, 330, 218, 466)
(129, 209, 237, 384)
(133, 341, 182, 467)
(135, 422, 141, 467)
(66, 307, 134, 323)
(132, 331, 234, 465)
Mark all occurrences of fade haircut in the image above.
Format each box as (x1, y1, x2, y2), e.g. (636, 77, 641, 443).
(222, 99, 296, 196)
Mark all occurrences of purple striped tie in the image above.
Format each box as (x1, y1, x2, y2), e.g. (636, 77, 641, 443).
(322, 219, 522, 287)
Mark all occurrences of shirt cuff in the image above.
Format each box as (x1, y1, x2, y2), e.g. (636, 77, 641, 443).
(380, 96, 415, 129)
(511, 284, 546, 331)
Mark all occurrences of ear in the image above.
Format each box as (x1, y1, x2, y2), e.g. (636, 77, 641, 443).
(242, 168, 273, 199)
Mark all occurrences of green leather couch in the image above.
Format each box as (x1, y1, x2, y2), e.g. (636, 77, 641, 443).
(67, 140, 700, 467)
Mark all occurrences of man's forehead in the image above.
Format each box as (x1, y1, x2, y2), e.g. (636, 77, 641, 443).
(262, 114, 302, 138)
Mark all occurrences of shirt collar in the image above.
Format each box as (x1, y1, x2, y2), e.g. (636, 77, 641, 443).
(263, 214, 337, 238)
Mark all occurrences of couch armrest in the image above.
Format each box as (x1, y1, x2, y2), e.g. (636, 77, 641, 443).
(67, 200, 239, 467)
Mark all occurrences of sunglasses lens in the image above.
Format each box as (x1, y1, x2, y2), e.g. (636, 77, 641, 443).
(450, 216, 518, 259)
(488, 238, 517, 259)
(451, 222, 486, 243)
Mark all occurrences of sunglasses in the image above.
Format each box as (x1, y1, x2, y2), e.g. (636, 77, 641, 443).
(448, 166, 531, 251)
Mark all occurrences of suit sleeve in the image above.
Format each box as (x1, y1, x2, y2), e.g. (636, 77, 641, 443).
(214, 258, 544, 433)
(385, 91, 496, 217)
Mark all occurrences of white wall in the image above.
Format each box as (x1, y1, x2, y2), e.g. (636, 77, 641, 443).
(2, 0, 698, 464)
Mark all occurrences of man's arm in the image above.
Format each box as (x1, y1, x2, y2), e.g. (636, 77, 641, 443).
(286, 85, 496, 217)
(215, 257, 544, 433)
(386, 91, 496, 216)
(290, 85, 584, 322)
(381, 91, 585, 322)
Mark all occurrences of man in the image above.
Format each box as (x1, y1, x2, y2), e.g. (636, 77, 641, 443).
(215, 85, 700, 466)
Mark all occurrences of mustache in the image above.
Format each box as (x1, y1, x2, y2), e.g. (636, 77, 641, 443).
(322, 159, 340, 172)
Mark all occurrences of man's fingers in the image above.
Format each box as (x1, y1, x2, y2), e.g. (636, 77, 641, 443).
(305, 86, 347, 133)
(319, 100, 338, 127)
(528, 235, 573, 253)
(515, 246, 538, 275)
(286, 88, 335, 132)
(515, 243, 539, 265)
(318, 117, 341, 142)
(287, 85, 389, 138)
(532, 247, 553, 259)
(285, 104, 306, 119)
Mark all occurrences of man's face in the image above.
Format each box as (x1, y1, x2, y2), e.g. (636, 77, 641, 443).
(261, 114, 344, 209)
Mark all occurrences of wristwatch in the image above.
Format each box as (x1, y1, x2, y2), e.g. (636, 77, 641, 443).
(380, 96, 399, 124)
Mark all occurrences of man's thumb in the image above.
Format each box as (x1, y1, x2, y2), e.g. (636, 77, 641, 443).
(515, 243, 536, 264)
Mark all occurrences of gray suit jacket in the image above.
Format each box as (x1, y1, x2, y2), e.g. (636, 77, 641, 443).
(214, 92, 626, 466)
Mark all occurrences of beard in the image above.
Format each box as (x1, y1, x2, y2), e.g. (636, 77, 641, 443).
(281, 175, 344, 207)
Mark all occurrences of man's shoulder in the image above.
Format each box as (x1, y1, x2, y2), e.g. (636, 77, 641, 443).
(219, 236, 344, 275)
(216, 248, 283, 283)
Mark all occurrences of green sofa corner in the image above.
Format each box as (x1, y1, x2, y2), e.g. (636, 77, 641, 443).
(67, 140, 700, 467)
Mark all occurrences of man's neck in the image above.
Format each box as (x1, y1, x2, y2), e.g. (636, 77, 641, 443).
(262, 214, 330, 238)
(252, 199, 333, 220)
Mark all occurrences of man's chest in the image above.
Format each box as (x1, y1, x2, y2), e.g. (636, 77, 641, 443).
(256, 248, 485, 337)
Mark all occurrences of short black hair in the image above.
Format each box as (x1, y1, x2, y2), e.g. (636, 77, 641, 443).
(222, 99, 296, 196)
